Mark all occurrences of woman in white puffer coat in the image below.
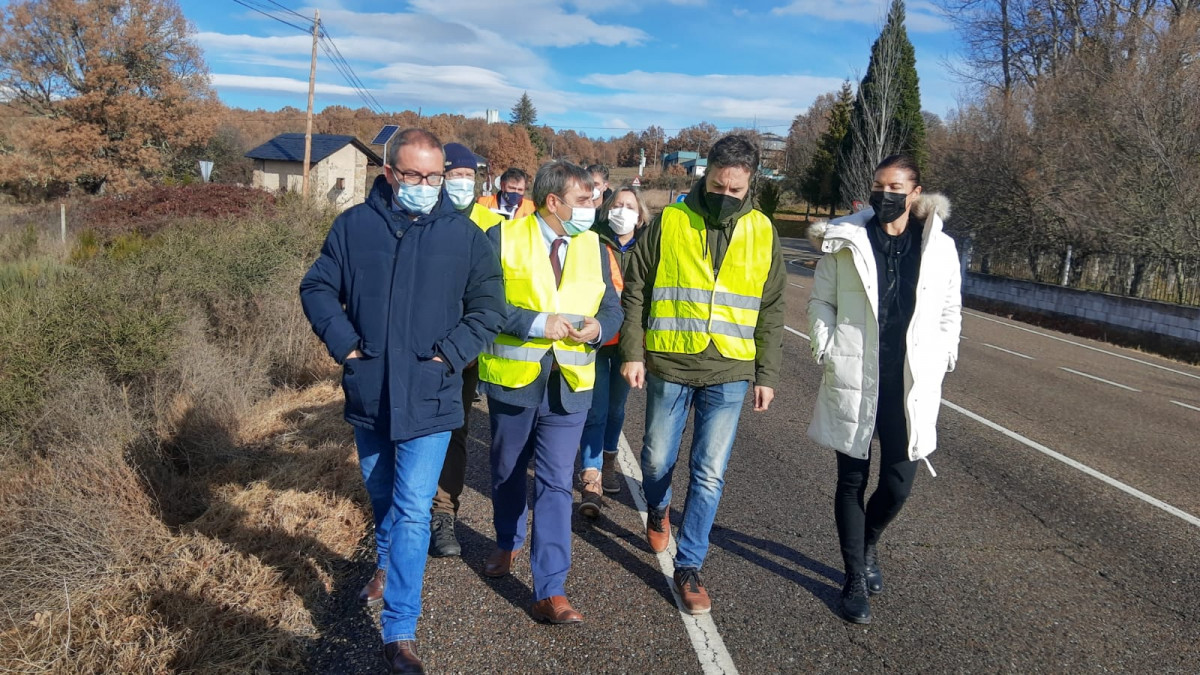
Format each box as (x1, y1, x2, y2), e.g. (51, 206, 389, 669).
(807, 155, 962, 625)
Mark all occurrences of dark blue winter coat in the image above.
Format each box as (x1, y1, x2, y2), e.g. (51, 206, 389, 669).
(300, 175, 505, 441)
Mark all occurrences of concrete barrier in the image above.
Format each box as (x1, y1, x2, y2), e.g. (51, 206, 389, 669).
(963, 273, 1200, 346)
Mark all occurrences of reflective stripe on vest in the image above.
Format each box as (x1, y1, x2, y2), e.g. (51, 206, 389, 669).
(477, 215, 606, 391)
(645, 203, 773, 361)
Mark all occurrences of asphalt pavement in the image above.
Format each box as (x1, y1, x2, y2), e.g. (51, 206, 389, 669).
(309, 236, 1200, 674)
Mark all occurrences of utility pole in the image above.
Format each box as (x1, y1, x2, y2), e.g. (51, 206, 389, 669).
(302, 9, 319, 199)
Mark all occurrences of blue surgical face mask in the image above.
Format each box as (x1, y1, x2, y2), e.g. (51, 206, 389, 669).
(554, 196, 595, 236)
(445, 178, 475, 211)
(395, 183, 439, 215)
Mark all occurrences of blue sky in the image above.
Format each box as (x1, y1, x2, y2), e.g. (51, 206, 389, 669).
(184, 0, 966, 137)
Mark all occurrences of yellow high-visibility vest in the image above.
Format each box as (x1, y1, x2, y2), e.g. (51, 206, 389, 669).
(469, 203, 504, 231)
(645, 202, 773, 361)
(478, 214, 606, 391)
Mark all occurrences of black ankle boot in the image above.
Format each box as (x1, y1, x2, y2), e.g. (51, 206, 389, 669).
(841, 571, 872, 624)
(864, 544, 883, 595)
(429, 512, 461, 557)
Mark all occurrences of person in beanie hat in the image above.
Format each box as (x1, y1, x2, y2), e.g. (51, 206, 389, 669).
(425, 142, 504, 560)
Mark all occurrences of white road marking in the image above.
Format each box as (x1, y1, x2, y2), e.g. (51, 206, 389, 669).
(789, 282, 805, 288)
(982, 343, 1034, 360)
(782, 327, 1200, 530)
(784, 325, 810, 340)
(616, 433, 739, 674)
(1170, 400, 1200, 413)
(1059, 367, 1141, 392)
(941, 401, 1200, 530)
(963, 310, 1200, 381)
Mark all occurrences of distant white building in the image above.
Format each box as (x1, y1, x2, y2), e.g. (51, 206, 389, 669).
(245, 133, 383, 212)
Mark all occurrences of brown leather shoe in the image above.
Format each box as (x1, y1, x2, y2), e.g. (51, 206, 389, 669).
(483, 547, 520, 578)
(530, 595, 584, 624)
(673, 568, 712, 615)
(382, 640, 424, 673)
(359, 568, 385, 608)
(578, 469, 603, 518)
(647, 507, 670, 553)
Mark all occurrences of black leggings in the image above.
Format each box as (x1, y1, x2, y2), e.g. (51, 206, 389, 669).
(835, 380, 918, 575)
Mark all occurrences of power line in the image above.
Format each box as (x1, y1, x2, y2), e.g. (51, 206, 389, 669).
(262, 0, 308, 21)
(229, 0, 310, 33)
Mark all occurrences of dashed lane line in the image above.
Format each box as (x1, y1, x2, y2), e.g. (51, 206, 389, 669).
(1059, 367, 1141, 392)
(784, 326, 810, 340)
(940, 401, 1200, 530)
(963, 310, 1200, 382)
(982, 343, 1035, 360)
(616, 433, 739, 675)
(1170, 400, 1200, 413)
(783, 325, 1200, 530)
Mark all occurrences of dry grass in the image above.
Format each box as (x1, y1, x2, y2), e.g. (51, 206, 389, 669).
(0, 200, 373, 672)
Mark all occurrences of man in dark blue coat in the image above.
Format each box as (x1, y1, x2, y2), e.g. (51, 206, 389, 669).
(300, 128, 504, 674)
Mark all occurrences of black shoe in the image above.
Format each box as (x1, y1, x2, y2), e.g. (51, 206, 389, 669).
(864, 544, 883, 595)
(429, 513, 461, 557)
(841, 572, 872, 624)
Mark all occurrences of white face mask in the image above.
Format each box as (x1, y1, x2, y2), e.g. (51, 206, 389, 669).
(608, 207, 638, 235)
(445, 178, 476, 210)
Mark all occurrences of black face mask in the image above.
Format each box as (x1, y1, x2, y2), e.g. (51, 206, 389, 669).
(705, 191, 743, 223)
(869, 190, 910, 225)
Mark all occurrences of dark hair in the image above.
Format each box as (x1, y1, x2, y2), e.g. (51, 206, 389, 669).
(586, 164, 610, 181)
(532, 160, 591, 209)
(388, 128, 443, 167)
(874, 154, 921, 186)
(707, 134, 760, 173)
(499, 167, 529, 187)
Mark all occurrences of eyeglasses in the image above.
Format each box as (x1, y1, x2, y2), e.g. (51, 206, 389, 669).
(389, 166, 445, 186)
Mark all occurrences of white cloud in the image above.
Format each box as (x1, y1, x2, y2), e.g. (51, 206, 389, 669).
(771, 0, 949, 32)
(405, 0, 649, 47)
(209, 73, 361, 97)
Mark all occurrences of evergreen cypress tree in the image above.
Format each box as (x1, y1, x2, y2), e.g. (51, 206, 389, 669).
(801, 81, 855, 215)
(837, 0, 927, 202)
(510, 92, 538, 127)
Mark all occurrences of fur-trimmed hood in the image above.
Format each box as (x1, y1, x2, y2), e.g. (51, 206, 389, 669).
(807, 192, 951, 251)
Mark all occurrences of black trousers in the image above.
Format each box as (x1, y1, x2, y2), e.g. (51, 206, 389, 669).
(834, 376, 918, 575)
(432, 362, 480, 516)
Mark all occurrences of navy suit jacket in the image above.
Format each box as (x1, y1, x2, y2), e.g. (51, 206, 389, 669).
(481, 221, 624, 414)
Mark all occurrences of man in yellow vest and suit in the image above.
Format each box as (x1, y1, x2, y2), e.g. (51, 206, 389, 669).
(478, 160, 623, 624)
(619, 134, 785, 615)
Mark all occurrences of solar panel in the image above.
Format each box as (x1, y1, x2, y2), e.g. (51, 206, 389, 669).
(371, 125, 400, 146)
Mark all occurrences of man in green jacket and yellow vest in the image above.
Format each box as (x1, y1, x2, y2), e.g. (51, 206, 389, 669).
(478, 160, 623, 624)
(619, 134, 785, 615)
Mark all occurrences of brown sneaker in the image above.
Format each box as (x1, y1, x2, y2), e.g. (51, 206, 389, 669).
(601, 452, 621, 494)
(579, 469, 603, 518)
(647, 507, 670, 553)
(359, 568, 385, 608)
(673, 568, 712, 615)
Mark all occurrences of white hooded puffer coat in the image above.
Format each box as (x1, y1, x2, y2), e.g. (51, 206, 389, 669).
(806, 194, 962, 471)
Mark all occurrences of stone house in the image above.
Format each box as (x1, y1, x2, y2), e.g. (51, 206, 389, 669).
(245, 133, 382, 211)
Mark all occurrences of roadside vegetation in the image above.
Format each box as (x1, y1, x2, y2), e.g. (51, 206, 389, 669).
(0, 186, 367, 671)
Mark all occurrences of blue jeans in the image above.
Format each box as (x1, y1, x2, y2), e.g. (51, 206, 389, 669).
(640, 373, 748, 571)
(354, 427, 450, 643)
(579, 348, 632, 471)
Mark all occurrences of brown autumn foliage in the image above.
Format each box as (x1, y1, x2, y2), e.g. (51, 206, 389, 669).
(0, 0, 221, 197)
(931, 5, 1200, 303)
